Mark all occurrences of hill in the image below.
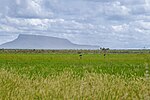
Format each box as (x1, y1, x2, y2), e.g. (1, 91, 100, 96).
(0, 34, 99, 49)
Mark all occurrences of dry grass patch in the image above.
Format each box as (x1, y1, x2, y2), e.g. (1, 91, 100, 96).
(0, 69, 149, 100)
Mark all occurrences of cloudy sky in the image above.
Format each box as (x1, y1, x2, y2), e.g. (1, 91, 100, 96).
(0, 0, 150, 48)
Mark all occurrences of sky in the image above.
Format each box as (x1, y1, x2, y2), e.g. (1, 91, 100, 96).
(0, 0, 150, 49)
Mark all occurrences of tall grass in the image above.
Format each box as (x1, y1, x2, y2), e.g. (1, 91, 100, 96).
(0, 69, 149, 100)
(0, 53, 150, 99)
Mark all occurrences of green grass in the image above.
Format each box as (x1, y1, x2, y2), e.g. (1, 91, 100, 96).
(0, 53, 149, 78)
(0, 53, 150, 99)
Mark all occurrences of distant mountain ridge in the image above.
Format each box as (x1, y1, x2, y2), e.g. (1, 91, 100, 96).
(0, 34, 99, 49)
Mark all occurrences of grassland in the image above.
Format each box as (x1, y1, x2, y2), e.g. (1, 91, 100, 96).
(0, 50, 150, 99)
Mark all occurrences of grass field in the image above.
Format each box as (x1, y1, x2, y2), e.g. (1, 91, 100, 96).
(0, 52, 150, 99)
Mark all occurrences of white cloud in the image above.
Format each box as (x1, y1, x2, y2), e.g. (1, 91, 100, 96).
(0, 0, 150, 48)
(112, 24, 129, 32)
(145, 0, 150, 10)
(109, 1, 130, 15)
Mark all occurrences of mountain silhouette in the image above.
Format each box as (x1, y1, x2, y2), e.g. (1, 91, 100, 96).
(0, 34, 99, 49)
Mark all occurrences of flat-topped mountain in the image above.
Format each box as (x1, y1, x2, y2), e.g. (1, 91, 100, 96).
(0, 34, 99, 49)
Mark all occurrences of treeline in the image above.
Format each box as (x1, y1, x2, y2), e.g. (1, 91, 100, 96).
(0, 49, 99, 54)
(0, 49, 150, 54)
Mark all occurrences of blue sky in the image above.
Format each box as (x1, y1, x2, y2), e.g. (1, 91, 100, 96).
(0, 0, 150, 48)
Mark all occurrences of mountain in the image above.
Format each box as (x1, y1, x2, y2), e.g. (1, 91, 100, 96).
(0, 34, 99, 49)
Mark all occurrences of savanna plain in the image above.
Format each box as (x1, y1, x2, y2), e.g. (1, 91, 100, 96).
(0, 50, 150, 100)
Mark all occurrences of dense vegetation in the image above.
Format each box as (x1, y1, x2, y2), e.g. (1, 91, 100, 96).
(0, 50, 150, 99)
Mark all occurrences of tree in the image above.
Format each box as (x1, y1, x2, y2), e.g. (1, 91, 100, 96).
(100, 47, 109, 57)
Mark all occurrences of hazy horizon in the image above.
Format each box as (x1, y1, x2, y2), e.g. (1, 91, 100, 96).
(0, 0, 150, 49)
(0, 34, 100, 49)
